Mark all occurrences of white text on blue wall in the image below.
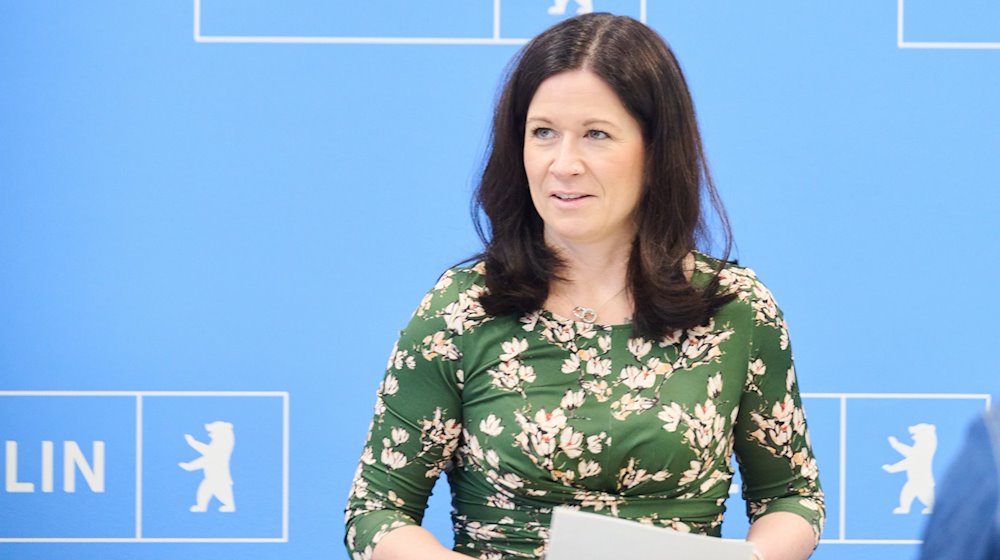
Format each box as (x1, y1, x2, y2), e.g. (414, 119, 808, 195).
(4, 441, 105, 493)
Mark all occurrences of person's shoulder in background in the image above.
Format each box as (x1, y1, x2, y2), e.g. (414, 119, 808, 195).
(919, 405, 1000, 560)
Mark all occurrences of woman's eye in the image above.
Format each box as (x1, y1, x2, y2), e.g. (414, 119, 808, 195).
(532, 127, 555, 139)
(587, 129, 610, 140)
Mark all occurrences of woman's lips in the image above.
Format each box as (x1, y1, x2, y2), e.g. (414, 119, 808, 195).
(550, 192, 593, 208)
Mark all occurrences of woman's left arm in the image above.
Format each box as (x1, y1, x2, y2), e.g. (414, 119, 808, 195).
(746, 511, 817, 560)
(731, 271, 825, 560)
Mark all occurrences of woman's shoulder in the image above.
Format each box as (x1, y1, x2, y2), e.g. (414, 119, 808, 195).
(439, 261, 488, 288)
(410, 262, 490, 328)
(423, 261, 487, 304)
(693, 252, 773, 301)
(693, 252, 786, 329)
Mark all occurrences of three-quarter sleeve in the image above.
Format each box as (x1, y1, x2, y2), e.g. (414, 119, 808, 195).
(344, 269, 478, 559)
(732, 274, 825, 542)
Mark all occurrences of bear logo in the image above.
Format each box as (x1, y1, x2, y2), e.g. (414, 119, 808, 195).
(882, 423, 936, 514)
(179, 420, 236, 513)
(547, 0, 593, 16)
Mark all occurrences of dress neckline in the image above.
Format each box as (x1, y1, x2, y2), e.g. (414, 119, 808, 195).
(532, 252, 715, 332)
(536, 308, 634, 331)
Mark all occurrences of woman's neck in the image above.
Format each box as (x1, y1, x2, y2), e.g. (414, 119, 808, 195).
(547, 233, 631, 290)
(544, 234, 634, 324)
(555, 252, 629, 294)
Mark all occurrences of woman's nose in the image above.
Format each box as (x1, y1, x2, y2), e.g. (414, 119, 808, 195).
(550, 140, 585, 177)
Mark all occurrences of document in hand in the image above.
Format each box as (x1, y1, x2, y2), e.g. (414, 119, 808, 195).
(545, 507, 755, 560)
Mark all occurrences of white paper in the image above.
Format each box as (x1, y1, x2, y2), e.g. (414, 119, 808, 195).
(545, 507, 755, 560)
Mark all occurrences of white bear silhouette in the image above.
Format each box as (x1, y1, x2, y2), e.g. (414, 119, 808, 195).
(548, 0, 593, 16)
(179, 420, 236, 513)
(882, 423, 936, 514)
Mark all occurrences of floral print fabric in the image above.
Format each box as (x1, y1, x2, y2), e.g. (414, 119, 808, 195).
(344, 256, 824, 559)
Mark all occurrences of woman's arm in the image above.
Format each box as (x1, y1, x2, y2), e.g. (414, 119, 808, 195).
(729, 269, 825, 557)
(345, 269, 479, 559)
(747, 511, 817, 560)
(372, 526, 476, 560)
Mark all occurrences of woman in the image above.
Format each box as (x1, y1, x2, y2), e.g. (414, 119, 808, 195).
(345, 13, 824, 560)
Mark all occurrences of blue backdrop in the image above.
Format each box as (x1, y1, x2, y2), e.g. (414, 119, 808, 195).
(2, 1, 999, 559)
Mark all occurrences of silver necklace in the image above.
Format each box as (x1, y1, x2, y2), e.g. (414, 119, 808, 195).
(555, 286, 628, 324)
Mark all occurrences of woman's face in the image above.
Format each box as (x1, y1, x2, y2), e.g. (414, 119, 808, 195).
(524, 69, 645, 250)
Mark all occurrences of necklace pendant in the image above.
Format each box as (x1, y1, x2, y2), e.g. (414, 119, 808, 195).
(573, 306, 597, 323)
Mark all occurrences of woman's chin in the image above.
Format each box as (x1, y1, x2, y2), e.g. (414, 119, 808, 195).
(543, 224, 634, 248)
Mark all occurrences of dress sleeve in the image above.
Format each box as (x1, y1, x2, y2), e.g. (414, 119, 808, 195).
(732, 274, 825, 543)
(344, 269, 478, 559)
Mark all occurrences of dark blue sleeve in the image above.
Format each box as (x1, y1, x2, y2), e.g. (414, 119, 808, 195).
(918, 412, 1000, 560)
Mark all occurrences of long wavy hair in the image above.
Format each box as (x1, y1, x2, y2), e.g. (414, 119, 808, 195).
(472, 13, 734, 339)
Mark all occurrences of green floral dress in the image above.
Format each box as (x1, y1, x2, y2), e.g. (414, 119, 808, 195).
(344, 255, 824, 559)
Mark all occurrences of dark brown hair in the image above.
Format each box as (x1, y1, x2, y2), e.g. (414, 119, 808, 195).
(472, 13, 734, 339)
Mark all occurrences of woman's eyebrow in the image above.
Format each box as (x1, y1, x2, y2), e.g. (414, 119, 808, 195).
(582, 118, 620, 129)
(525, 116, 620, 128)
